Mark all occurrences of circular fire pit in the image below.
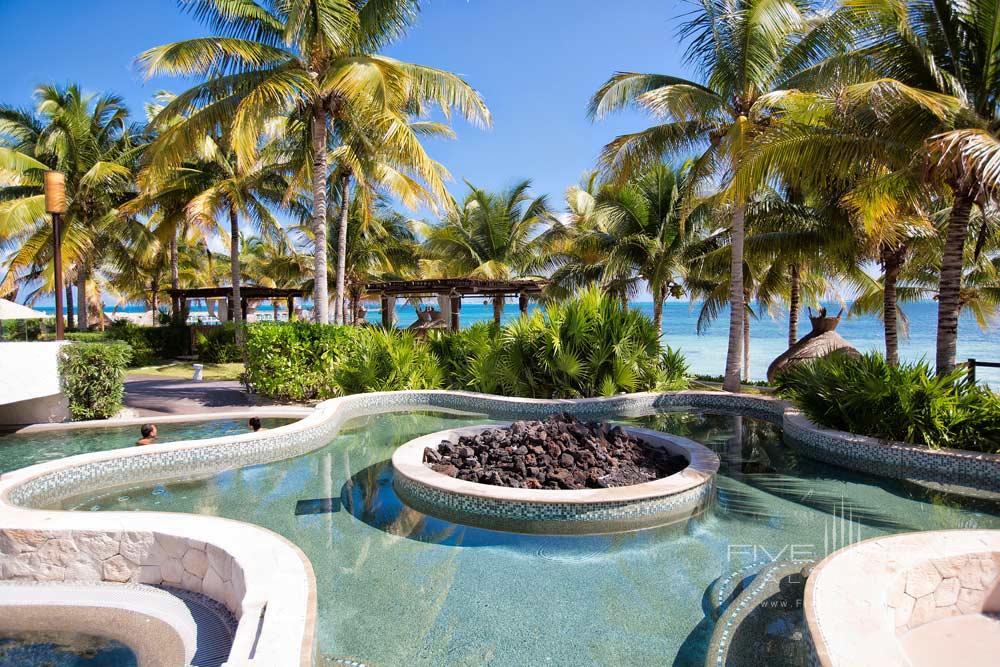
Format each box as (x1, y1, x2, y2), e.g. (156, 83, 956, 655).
(392, 419, 719, 534)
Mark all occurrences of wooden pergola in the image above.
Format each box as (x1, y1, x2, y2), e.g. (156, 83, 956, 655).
(364, 278, 547, 330)
(167, 286, 309, 322)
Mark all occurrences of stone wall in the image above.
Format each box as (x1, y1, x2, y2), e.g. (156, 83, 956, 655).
(0, 529, 245, 616)
(890, 552, 1000, 633)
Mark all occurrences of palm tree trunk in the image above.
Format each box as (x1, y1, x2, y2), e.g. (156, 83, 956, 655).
(492, 296, 504, 326)
(652, 286, 665, 336)
(881, 246, 904, 366)
(936, 191, 974, 374)
(150, 278, 158, 317)
(76, 266, 88, 331)
(743, 291, 751, 383)
(229, 206, 244, 351)
(65, 282, 74, 330)
(335, 172, 350, 326)
(311, 103, 330, 325)
(788, 263, 800, 347)
(723, 204, 746, 392)
(170, 231, 179, 322)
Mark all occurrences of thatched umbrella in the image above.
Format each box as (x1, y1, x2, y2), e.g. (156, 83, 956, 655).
(767, 307, 860, 382)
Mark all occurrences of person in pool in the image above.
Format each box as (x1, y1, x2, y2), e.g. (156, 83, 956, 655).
(136, 424, 157, 446)
(248, 417, 266, 432)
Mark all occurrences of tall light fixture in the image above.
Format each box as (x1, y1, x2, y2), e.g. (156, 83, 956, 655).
(44, 171, 66, 340)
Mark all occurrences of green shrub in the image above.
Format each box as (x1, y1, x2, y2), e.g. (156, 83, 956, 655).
(660, 346, 691, 391)
(333, 328, 443, 394)
(193, 323, 240, 363)
(427, 322, 500, 391)
(776, 352, 1000, 452)
(481, 287, 685, 398)
(58, 342, 132, 420)
(244, 322, 353, 400)
(106, 321, 189, 366)
(2, 318, 54, 341)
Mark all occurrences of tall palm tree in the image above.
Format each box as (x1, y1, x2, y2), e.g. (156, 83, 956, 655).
(588, 0, 817, 391)
(139, 0, 490, 325)
(418, 180, 555, 325)
(182, 137, 288, 348)
(0, 84, 145, 328)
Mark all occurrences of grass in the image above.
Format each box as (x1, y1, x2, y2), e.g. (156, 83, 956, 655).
(129, 360, 245, 381)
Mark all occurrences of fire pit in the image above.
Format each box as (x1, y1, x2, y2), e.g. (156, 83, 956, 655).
(392, 415, 720, 534)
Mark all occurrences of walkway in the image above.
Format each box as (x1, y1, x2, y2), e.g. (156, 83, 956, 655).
(125, 375, 273, 417)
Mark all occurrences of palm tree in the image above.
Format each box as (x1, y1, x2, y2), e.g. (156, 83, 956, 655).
(182, 137, 288, 348)
(0, 84, 145, 328)
(139, 0, 490, 325)
(794, 0, 1000, 373)
(601, 163, 693, 333)
(418, 180, 555, 325)
(588, 0, 817, 391)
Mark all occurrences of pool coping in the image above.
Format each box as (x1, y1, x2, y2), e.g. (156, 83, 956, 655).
(8, 407, 313, 434)
(0, 389, 996, 666)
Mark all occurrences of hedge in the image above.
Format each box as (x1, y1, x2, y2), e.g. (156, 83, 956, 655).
(58, 342, 132, 420)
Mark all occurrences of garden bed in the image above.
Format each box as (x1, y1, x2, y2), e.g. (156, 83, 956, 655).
(423, 413, 687, 489)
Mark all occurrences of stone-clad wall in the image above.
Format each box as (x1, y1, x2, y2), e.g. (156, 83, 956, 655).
(0, 529, 246, 615)
(889, 552, 1000, 633)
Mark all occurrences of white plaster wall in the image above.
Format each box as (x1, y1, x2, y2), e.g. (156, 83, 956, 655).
(0, 342, 68, 424)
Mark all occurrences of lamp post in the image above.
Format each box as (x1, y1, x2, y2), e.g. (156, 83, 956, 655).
(44, 171, 67, 340)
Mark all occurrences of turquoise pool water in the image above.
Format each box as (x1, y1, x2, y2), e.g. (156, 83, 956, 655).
(63, 409, 1000, 666)
(0, 418, 293, 475)
(0, 632, 137, 666)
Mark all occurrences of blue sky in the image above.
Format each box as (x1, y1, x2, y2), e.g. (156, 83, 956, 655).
(0, 0, 693, 207)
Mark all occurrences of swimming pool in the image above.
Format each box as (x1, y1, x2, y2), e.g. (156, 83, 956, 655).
(0, 418, 294, 475)
(0, 632, 136, 667)
(62, 408, 1000, 666)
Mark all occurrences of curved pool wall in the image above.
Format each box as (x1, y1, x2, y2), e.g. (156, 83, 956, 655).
(0, 389, 998, 666)
(392, 424, 719, 533)
(0, 409, 306, 475)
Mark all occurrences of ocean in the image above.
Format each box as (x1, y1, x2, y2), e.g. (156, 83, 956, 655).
(36, 300, 999, 385)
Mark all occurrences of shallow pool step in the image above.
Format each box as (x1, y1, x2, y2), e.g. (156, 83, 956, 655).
(157, 585, 237, 667)
(704, 560, 814, 667)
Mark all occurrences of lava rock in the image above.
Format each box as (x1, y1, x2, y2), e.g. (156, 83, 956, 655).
(422, 413, 687, 490)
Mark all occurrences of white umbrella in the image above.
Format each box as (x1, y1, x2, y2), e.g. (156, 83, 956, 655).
(0, 298, 47, 320)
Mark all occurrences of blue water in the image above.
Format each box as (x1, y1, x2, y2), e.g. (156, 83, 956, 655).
(0, 633, 136, 666)
(36, 300, 999, 384)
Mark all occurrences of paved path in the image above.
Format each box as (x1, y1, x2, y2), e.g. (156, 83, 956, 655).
(125, 375, 274, 416)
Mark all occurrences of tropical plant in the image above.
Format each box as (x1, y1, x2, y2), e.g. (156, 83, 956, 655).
(776, 351, 1000, 452)
(140, 0, 490, 324)
(58, 342, 132, 420)
(589, 0, 819, 391)
(426, 321, 499, 391)
(332, 327, 443, 394)
(418, 180, 555, 324)
(482, 287, 684, 398)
